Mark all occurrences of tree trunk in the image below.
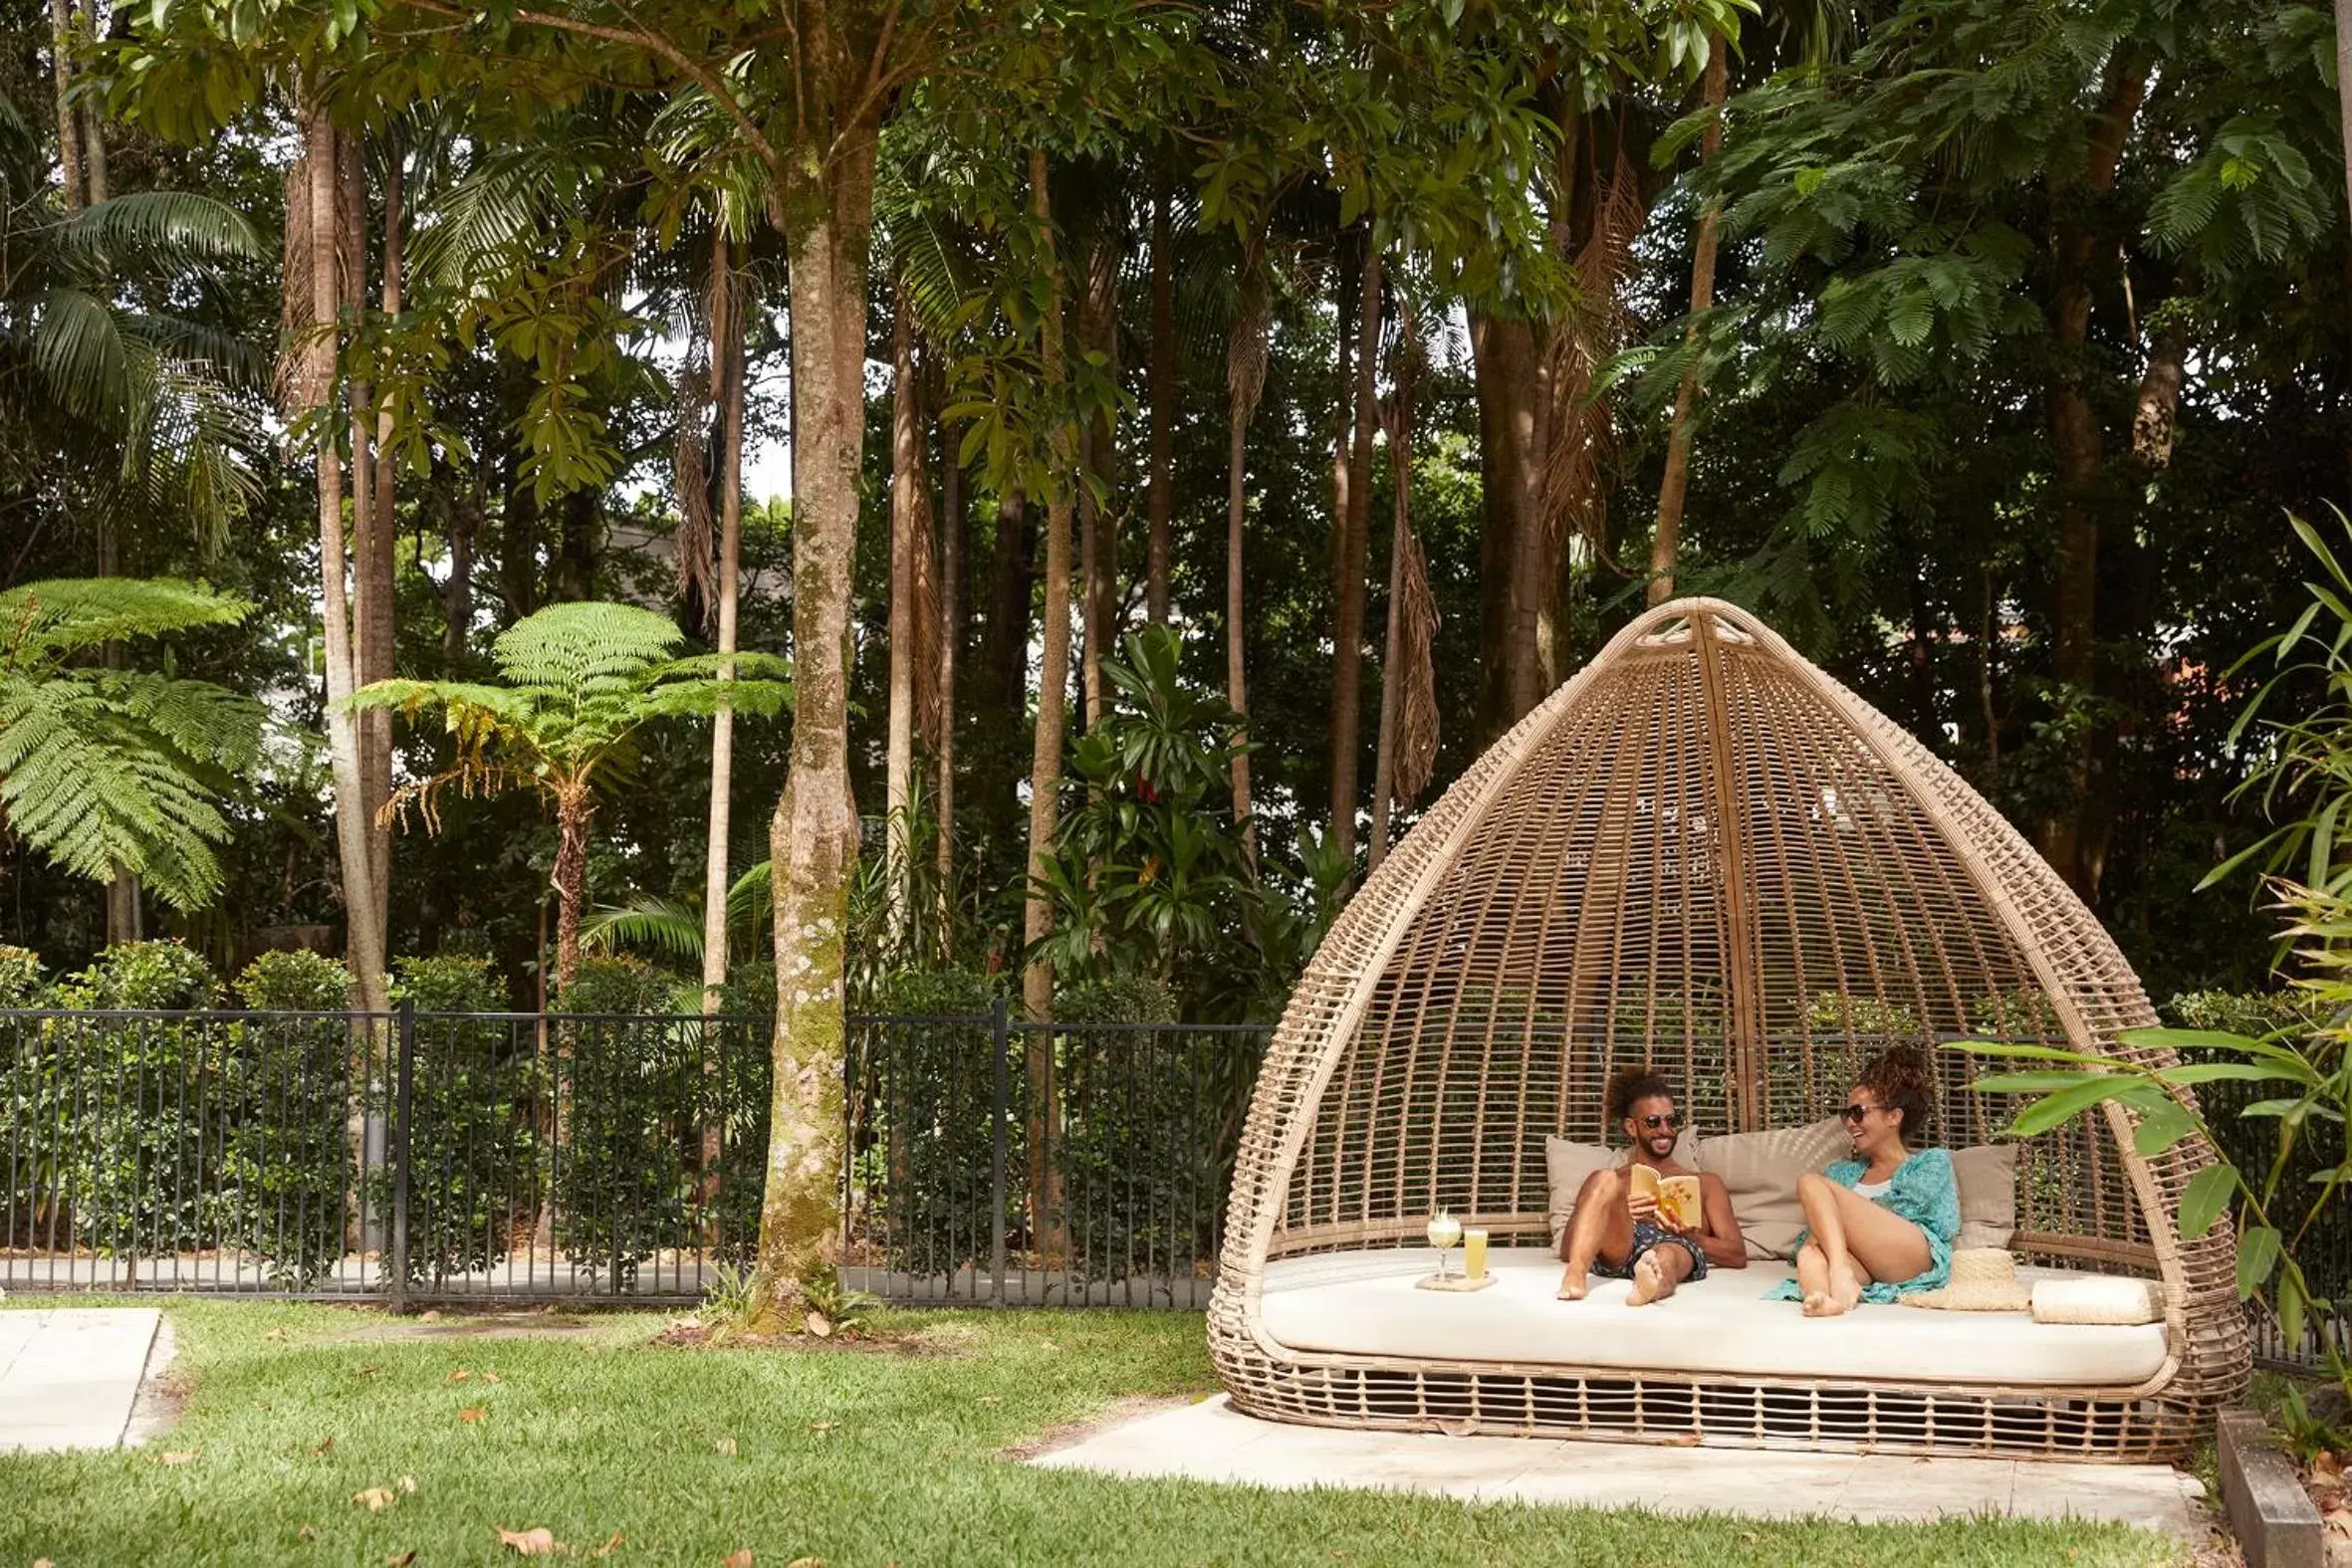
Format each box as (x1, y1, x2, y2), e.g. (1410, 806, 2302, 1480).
(1649, 35, 1728, 606)
(935, 384, 963, 948)
(556, 489, 595, 599)
(752, 94, 881, 1330)
(1370, 292, 1416, 875)
(2338, 0, 2352, 229)
(1145, 161, 1175, 625)
(2038, 61, 2148, 899)
(1469, 312, 1544, 746)
(75, 0, 104, 202)
(442, 478, 476, 664)
(304, 105, 390, 1015)
(361, 134, 403, 965)
(982, 487, 1032, 860)
(1328, 242, 1380, 880)
(1077, 233, 1117, 732)
(702, 233, 745, 1005)
(1021, 148, 1073, 1262)
(502, 436, 540, 614)
(47, 0, 83, 211)
(1225, 265, 1270, 872)
(885, 273, 929, 950)
(552, 791, 591, 998)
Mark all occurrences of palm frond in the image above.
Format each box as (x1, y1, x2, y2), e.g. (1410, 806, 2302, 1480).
(581, 898, 706, 965)
(54, 190, 263, 270)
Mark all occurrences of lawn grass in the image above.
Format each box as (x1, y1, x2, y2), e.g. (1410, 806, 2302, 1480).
(1, 1296, 2197, 1566)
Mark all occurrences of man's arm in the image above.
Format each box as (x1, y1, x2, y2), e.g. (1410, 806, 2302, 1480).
(1690, 1173, 1749, 1268)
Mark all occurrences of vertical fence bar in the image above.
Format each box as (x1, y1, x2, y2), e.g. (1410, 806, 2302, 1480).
(390, 1001, 414, 1312)
(989, 998, 1009, 1308)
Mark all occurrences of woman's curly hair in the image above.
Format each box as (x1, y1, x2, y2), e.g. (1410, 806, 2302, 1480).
(1858, 1045, 1936, 1140)
(1605, 1067, 1675, 1126)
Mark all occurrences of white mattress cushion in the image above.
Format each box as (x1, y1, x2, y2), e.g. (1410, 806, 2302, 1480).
(1258, 1248, 2167, 1389)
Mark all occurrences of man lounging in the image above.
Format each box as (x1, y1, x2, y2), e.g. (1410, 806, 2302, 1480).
(1556, 1068, 1748, 1305)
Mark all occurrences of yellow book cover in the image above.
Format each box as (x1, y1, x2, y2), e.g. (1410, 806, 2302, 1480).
(1630, 1166, 1702, 1230)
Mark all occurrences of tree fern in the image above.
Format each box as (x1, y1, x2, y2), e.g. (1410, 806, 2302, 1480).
(0, 577, 264, 911)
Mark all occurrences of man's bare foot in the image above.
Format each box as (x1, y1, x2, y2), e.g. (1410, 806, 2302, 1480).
(1556, 1266, 1588, 1301)
(1626, 1251, 1677, 1306)
(1828, 1259, 1864, 1314)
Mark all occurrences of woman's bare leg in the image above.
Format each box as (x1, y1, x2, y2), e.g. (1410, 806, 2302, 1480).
(1626, 1242, 1693, 1306)
(1557, 1169, 1632, 1300)
(1797, 1175, 1929, 1315)
(1794, 1238, 1833, 1316)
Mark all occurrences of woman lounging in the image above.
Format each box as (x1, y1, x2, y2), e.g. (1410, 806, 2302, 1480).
(1769, 1046, 1960, 1317)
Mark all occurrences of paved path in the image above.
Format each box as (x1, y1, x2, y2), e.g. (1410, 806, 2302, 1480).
(1031, 1394, 2207, 1536)
(0, 1308, 165, 1453)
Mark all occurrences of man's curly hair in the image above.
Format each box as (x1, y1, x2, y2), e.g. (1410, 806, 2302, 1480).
(1605, 1067, 1676, 1126)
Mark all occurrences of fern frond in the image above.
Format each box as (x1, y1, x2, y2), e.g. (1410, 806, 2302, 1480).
(0, 577, 251, 666)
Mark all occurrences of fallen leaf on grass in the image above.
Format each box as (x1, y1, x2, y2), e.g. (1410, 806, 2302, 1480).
(496, 1526, 561, 1556)
(418, 1310, 442, 1323)
(34, 1559, 54, 1567)
(461, 1407, 487, 1425)
(353, 1365, 383, 1379)
(594, 1530, 625, 1558)
(353, 1487, 397, 1513)
(714, 1437, 738, 1456)
(787, 1558, 824, 1568)
(299, 1526, 316, 1541)
(805, 1422, 836, 1433)
(722, 1552, 754, 1568)
(265, 1327, 288, 1342)
(314, 1437, 336, 1456)
(388, 1552, 417, 1566)
(398, 1476, 418, 1494)
(483, 1372, 503, 1385)
(448, 1368, 473, 1384)
(977, 1397, 1002, 1406)
(156, 1451, 198, 1464)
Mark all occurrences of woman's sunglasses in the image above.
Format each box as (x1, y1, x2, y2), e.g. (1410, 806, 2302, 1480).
(1635, 1112, 1683, 1131)
(1839, 1103, 1881, 1125)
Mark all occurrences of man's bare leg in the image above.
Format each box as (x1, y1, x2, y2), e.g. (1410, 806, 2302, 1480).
(1557, 1169, 1631, 1300)
(1626, 1243, 1693, 1306)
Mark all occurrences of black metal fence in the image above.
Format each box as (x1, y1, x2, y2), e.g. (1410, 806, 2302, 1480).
(0, 1005, 1267, 1309)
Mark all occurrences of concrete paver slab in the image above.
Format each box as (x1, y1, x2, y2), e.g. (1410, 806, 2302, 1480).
(0, 1308, 165, 1454)
(1030, 1395, 2206, 1536)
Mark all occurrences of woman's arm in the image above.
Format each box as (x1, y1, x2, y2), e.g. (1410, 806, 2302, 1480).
(1691, 1173, 1750, 1268)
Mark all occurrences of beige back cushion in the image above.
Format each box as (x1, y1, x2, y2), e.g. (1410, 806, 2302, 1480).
(1953, 1142, 2019, 1250)
(1690, 1116, 1850, 1260)
(1542, 1129, 1699, 1250)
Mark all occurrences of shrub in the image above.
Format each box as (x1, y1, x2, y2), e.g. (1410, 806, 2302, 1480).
(845, 968, 998, 1280)
(47, 943, 228, 1257)
(218, 950, 361, 1287)
(379, 955, 537, 1287)
(234, 950, 355, 1011)
(0, 946, 45, 1008)
(553, 958, 696, 1285)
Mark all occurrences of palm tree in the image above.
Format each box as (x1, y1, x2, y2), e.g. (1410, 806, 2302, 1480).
(345, 601, 790, 995)
(0, 576, 265, 912)
(0, 89, 263, 557)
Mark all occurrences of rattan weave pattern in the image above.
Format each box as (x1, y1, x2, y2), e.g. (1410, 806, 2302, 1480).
(1209, 599, 2248, 1460)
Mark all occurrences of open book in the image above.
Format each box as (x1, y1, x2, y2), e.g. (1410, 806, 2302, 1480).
(1629, 1166, 1702, 1230)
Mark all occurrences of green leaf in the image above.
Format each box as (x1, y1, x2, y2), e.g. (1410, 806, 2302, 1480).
(2177, 1164, 2237, 1239)
(2001, 1075, 2152, 1139)
(2237, 1226, 2281, 1300)
(2133, 1100, 2200, 1156)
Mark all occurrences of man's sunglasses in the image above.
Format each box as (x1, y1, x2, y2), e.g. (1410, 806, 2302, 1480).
(1634, 1112, 1683, 1131)
(1839, 1103, 1882, 1124)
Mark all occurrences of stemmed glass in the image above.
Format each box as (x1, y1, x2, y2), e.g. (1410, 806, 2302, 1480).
(1426, 1209, 1464, 1280)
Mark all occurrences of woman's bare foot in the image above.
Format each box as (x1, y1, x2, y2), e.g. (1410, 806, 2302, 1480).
(1828, 1259, 1864, 1314)
(1556, 1266, 1588, 1301)
(1801, 1290, 1838, 1317)
(1626, 1251, 1677, 1306)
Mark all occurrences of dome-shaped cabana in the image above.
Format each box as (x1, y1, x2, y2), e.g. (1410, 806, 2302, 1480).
(1211, 599, 2247, 1460)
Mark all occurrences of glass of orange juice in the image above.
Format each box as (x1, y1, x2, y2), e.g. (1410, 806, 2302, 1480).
(1463, 1228, 1489, 1279)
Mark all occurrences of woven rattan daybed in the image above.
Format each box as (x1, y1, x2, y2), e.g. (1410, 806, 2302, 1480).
(1210, 598, 2249, 1460)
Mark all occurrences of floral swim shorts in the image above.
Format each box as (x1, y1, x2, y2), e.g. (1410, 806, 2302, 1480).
(1591, 1219, 1708, 1281)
